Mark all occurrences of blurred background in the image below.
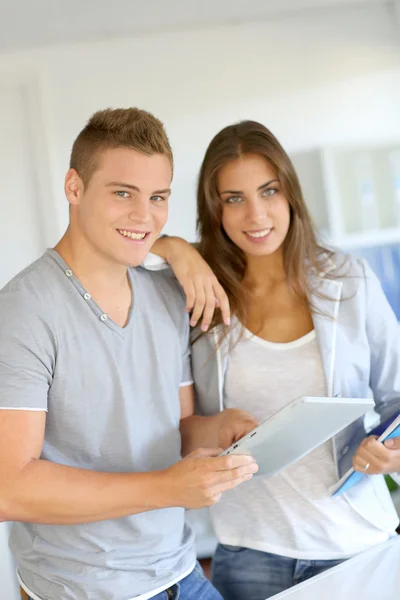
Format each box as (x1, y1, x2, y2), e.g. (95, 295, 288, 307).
(1, 1, 400, 597)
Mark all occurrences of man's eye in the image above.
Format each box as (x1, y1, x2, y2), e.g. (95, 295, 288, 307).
(115, 191, 130, 198)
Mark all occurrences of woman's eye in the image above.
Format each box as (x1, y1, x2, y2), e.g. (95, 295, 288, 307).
(225, 196, 243, 204)
(115, 191, 130, 198)
(263, 188, 278, 197)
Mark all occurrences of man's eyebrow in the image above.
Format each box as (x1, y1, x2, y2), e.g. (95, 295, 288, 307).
(106, 182, 171, 194)
(106, 181, 140, 192)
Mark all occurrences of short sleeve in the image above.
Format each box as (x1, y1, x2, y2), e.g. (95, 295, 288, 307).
(143, 267, 194, 388)
(0, 290, 56, 411)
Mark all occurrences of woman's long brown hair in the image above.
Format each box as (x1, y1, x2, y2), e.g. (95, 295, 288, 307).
(196, 120, 336, 331)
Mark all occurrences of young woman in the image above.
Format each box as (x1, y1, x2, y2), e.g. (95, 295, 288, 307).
(149, 120, 400, 600)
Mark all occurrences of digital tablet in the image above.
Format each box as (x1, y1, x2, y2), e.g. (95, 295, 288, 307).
(220, 396, 374, 477)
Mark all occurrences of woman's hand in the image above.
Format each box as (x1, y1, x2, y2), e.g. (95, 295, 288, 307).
(218, 409, 260, 450)
(352, 435, 400, 474)
(152, 236, 230, 331)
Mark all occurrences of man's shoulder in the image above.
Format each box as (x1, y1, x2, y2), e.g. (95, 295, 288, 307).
(134, 266, 188, 326)
(0, 252, 61, 318)
(135, 265, 185, 304)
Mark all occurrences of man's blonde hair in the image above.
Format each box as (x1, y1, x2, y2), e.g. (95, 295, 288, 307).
(70, 108, 173, 186)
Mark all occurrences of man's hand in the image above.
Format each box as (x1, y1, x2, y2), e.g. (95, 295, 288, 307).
(218, 409, 260, 450)
(162, 448, 258, 509)
(352, 435, 400, 474)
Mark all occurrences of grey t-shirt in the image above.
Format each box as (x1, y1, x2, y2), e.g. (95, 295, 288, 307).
(0, 249, 196, 600)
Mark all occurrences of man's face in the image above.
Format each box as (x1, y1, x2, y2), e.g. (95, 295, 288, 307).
(66, 147, 172, 267)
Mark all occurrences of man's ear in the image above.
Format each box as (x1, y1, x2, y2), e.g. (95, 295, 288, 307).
(65, 168, 84, 206)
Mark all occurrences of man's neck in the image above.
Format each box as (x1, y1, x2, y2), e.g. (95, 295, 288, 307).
(55, 228, 129, 296)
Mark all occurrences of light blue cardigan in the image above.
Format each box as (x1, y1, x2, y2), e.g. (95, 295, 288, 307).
(145, 252, 400, 533)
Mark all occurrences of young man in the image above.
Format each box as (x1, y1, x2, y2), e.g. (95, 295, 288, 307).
(0, 108, 258, 600)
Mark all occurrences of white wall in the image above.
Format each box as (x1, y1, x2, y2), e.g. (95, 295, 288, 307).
(0, 4, 399, 244)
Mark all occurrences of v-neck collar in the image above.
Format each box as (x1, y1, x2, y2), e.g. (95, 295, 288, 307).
(46, 249, 135, 337)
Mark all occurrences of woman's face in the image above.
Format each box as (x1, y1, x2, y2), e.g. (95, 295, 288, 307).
(218, 153, 291, 258)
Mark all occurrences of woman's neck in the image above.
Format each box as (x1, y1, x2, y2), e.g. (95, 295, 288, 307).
(244, 250, 286, 293)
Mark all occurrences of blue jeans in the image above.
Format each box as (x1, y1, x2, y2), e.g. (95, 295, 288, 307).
(211, 544, 346, 600)
(149, 562, 223, 600)
(27, 562, 222, 600)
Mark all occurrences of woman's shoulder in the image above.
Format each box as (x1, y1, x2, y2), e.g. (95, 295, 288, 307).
(317, 248, 364, 277)
(317, 249, 389, 319)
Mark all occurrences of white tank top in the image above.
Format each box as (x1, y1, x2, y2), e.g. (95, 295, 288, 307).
(209, 323, 390, 559)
